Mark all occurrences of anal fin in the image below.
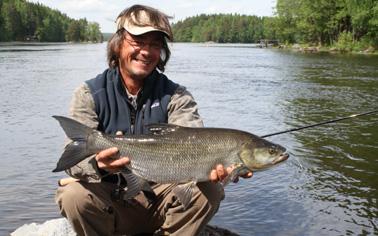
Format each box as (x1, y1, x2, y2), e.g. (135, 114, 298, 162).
(120, 168, 143, 199)
(172, 182, 196, 210)
(120, 168, 157, 202)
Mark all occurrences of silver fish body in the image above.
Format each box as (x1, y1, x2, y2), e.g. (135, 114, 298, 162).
(53, 116, 289, 207)
(92, 126, 249, 183)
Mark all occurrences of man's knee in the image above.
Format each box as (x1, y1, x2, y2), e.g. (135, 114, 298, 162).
(56, 182, 117, 236)
(55, 182, 96, 217)
(159, 183, 224, 235)
(196, 182, 224, 214)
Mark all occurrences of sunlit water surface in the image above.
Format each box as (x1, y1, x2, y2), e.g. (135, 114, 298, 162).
(0, 42, 377, 235)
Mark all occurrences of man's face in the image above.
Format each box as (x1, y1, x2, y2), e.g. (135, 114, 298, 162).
(119, 31, 163, 81)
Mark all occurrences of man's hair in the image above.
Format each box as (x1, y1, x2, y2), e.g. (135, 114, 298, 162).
(107, 5, 173, 72)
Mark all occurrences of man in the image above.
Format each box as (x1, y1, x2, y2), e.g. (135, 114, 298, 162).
(56, 5, 252, 236)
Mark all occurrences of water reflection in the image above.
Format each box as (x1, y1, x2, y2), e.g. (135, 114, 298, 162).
(281, 52, 378, 234)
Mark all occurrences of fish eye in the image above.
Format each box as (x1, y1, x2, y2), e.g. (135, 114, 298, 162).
(269, 147, 276, 155)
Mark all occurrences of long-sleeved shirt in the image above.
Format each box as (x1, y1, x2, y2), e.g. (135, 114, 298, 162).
(65, 82, 203, 182)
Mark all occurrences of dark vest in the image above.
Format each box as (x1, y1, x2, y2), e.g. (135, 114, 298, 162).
(86, 68, 179, 135)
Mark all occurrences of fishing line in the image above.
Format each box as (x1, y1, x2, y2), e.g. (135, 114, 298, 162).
(261, 110, 378, 138)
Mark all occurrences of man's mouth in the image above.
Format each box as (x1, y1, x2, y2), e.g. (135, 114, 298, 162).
(134, 58, 151, 65)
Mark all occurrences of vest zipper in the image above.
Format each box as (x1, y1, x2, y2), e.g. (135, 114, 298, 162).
(130, 107, 136, 134)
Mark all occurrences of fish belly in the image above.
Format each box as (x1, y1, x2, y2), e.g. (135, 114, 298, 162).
(120, 140, 240, 183)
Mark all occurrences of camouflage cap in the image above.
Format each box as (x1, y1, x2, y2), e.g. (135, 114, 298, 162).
(116, 6, 172, 40)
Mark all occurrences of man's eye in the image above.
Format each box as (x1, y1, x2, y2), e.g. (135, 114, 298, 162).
(133, 41, 144, 46)
(151, 43, 162, 49)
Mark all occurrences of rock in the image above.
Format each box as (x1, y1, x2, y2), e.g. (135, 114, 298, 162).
(292, 44, 301, 50)
(301, 46, 318, 53)
(11, 218, 239, 236)
(200, 225, 240, 236)
(364, 47, 375, 53)
(11, 218, 76, 236)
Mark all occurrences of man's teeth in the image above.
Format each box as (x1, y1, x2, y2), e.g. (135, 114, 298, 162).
(136, 59, 150, 64)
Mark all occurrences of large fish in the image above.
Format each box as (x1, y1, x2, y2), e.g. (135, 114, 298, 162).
(53, 116, 289, 208)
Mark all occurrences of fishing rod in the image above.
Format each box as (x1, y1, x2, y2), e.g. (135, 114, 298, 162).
(260, 110, 378, 138)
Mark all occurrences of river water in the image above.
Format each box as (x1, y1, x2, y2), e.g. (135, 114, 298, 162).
(0, 42, 377, 235)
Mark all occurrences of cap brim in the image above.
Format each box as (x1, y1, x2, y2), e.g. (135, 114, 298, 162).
(125, 25, 171, 40)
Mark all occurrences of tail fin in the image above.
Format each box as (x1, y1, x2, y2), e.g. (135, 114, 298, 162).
(52, 116, 93, 172)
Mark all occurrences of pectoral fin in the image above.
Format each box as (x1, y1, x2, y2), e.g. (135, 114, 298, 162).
(172, 182, 196, 210)
(221, 164, 248, 186)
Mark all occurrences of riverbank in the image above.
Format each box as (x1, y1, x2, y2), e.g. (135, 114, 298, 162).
(277, 43, 377, 55)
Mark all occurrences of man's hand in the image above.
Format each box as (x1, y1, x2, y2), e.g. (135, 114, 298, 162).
(209, 164, 253, 183)
(95, 147, 130, 173)
(96, 131, 130, 173)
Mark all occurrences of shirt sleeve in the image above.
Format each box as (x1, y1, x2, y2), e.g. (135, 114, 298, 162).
(63, 83, 203, 181)
(167, 86, 204, 128)
(64, 83, 104, 183)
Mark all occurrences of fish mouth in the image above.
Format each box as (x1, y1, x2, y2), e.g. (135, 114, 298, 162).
(272, 152, 289, 165)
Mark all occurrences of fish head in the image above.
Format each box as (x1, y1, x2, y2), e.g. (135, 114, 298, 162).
(239, 137, 289, 171)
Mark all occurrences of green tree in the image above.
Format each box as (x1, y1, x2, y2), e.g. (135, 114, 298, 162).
(86, 22, 102, 42)
(66, 20, 81, 42)
(36, 13, 65, 41)
(0, 0, 102, 42)
(172, 13, 277, 43)
(1, 0, 23, 40)
(275, 0, 376, 48)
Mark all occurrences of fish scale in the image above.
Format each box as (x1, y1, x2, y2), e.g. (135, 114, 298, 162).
(53, 116, 288, 207)
(100, 133, 241, 183)
(54, 116, 288, 186)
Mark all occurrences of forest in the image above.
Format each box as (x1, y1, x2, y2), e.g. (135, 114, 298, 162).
(0, 0, 102, 42)
(172, 0, 377, 51)
(172, 14, 275, 44)
(1, 0, 376, 51)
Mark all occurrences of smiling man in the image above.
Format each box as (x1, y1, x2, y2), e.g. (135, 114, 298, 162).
(55, 4, 251, 236)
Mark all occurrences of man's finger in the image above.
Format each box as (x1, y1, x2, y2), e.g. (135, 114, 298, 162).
(118, 157, 130, 166)
(241, 172, 253, 179)
(216, 165, 226, 179)
(116, 131, 123, 136)
(226, 166, 234, 175)
(96, 147, 119, 161)
(105, 157, 130, 167)
(209, 169, 218, 182)
(97, 157, 130, 171)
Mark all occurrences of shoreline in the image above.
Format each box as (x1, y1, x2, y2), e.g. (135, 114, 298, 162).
(276, 44, 377, 55)
(1, 41, 377, 55)
(175, 42, 378, 55)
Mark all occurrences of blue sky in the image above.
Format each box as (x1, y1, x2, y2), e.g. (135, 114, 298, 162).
(28, 0, 277, 33)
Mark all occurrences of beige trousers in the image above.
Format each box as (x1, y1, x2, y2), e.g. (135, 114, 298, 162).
(55, 181, 224, 236)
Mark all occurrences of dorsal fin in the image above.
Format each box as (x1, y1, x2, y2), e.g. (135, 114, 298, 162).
(146, 123, 181, 135)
